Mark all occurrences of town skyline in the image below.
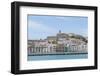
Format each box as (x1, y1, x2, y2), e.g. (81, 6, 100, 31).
(28, 15, 88, 40)
(28, 29, 88, 56)
(28, 30, 87, 40)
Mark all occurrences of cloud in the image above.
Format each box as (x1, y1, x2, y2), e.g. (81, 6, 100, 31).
(77, 28, 88, 37)
(55, 16, 87, 22)
(28, 20, 58, 35)
(55, 17, 67, 21)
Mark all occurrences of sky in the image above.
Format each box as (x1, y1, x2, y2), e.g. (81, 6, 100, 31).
(28, 15, 88, 40)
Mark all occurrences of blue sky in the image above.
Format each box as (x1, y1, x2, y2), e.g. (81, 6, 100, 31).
(28, 15, 88, 40)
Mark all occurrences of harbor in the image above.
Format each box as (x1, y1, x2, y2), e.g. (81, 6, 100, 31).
(28, 30, 88, 60)
(28, 53, 88, 61)
(28, 52, 88, 56)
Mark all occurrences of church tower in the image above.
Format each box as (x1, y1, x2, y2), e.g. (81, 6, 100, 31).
(59, 30, 61, 34)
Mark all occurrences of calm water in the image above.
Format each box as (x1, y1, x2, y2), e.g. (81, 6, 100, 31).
(28, 54, 88, 61)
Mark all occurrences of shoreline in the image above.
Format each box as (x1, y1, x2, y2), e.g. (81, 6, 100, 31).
(28, 52, 88, 56)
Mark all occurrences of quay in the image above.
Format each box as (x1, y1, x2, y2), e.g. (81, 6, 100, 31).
(28, 52, 88, 56)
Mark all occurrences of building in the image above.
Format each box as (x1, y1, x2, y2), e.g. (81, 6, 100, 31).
(28, 30, 88, 55)
(57, 30, 69, 41)
(47, 36, 57, 44)
(56, 44, 65, 53)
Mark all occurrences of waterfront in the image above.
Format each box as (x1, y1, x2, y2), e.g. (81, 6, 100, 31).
(28, 30, 87, 56)
(27, 16, 88, 61)
(28, 53, 88, 61)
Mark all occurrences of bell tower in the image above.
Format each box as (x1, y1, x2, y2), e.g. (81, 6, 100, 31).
(59, 30, 61, 33)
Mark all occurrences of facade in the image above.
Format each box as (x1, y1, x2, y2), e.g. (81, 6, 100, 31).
(28, 30, 88, 55)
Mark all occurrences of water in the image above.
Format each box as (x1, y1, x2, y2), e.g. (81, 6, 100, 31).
(28, 54, 88, 61)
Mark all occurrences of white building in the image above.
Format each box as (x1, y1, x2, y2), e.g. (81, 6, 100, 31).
(28, 30, 88, 54)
